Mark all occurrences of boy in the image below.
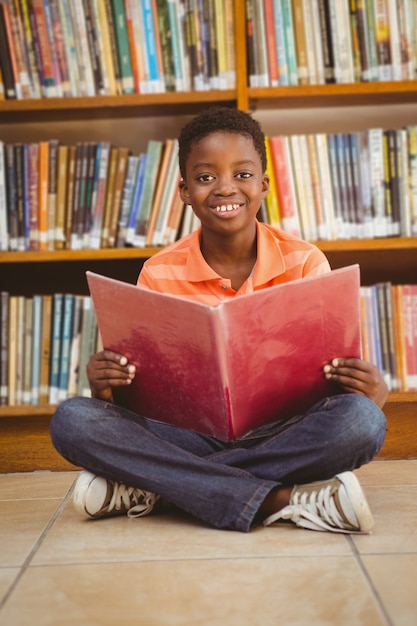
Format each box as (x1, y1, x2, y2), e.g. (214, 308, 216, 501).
(51, 108, 388, 533)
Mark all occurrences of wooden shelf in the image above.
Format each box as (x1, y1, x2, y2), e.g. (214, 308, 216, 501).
(0, 247, 162, 263)
(248, 81, 417, 109)
(0, 90, 237, 122)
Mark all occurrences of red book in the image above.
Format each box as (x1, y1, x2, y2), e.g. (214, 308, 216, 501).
(87, 265, 361, 441)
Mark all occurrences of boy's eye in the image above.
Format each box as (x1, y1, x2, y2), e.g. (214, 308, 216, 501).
(196, 174, 214, 182)
(236, 172, 252, 179)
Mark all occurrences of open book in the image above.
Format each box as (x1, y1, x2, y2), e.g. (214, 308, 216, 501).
(87, 265, 361, 441)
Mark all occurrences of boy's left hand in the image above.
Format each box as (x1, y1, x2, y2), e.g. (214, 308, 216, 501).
(323, 358, 389, 409)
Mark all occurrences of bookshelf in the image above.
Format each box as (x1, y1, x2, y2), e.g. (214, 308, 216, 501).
(1, 0, 416, 471)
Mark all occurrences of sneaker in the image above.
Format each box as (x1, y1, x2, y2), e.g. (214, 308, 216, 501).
(263, 471, 374, 534)
(73, 470, 160, 519)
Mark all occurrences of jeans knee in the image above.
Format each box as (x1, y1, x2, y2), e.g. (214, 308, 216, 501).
(343, 395, 387, 461)
(50, 397, 88, 453)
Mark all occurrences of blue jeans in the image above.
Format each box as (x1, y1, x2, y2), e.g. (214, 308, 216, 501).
(50, 394, 386, 532)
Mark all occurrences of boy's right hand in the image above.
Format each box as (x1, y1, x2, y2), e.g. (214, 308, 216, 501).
(86, 350, 136, 402)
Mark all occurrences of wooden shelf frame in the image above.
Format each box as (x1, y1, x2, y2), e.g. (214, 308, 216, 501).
(0, 0, 416, 464)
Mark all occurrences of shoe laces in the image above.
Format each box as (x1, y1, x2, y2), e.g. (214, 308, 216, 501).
(290, 483, 346, 528)
(108, 482, 160, 518)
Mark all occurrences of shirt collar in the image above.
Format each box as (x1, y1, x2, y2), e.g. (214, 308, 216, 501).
(186, 222, 286, 285)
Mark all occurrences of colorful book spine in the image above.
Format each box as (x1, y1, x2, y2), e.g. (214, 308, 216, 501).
(111, 0, 134, 93)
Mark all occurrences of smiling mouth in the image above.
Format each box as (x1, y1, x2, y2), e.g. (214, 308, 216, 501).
(211, 203, 241, 212)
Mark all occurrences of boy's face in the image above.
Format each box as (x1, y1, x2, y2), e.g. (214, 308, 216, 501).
(179, 132, 269, 235)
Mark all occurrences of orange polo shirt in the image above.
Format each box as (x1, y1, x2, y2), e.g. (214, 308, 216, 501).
(137, 221, 331, 306)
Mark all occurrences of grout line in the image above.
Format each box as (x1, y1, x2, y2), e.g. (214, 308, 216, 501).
(346, 536, 395, 626)
(0, 483, 74, 612)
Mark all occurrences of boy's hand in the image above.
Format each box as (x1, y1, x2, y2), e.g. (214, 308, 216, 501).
(323, 357, 389, 408)
(86, 350, 136, 402)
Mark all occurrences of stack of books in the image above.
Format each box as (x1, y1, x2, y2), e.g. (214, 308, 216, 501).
(246, 0, 417, 87)
(0, 0, 236, 100)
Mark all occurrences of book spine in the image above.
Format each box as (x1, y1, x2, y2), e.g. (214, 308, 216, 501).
(116, 154, 139, 247)
(133, 140, 163, 246)
(47, 138, 59, 250)
(55, 143, 68, 248)
(17, 0, 43, 98)
(13, 142, 25, 250)
(355, 0, 370, 81)
(111, 0, 134, 93)
(82, 0, 105, 94)
(77, 296, 97, 397)
(408, 125, 417, 237)
(349, 0, 362, 83)
(103, 0, 122, 93)
(49, 292, 63, 404)
(292, 0, 309, 85)
(373, 0, 392, 81)
(30, 294, 41, 404)
(0, 142, 8, 250)
(0, 291, 9, 404)
(262, 0, 279, 86)
(167, 0, 187, 91)
(125, 152, 147, 245)
(27, 142, 39, 250)
(269, 135, 301, 237)
(282, 0, 299, 85)
(317, 0, 334, 83)
(96, 0, 116, 94)
(22, 298, 33, 405)
(0, 4, 17, 98)
(90, 141, 111, 249)
(298, 133, 319, 240)
(57, 292, 74, 401)
(49, 0, 72, 96)
(2, 3, 22, 98)
(82, 142, 97, 247)
(107, 146, 129, 247)
(5, 143, 18, 251)
(364, 0, 379, 80)
(368, 127, 387, 236)
(56, 0, 81, 96)
(7, 0, 32, 98)
(31, 0, 57, 96)
(70, 0, 96, 96)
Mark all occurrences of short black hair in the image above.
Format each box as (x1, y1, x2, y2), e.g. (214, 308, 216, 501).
(178, 107, 267, 178)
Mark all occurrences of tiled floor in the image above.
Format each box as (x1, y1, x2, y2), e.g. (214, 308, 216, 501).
(0, 461, 416, 626)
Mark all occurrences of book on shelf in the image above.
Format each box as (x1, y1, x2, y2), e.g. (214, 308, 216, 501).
(7, 296, 18, 406)
(132, 140, 163, 247)
(87, 264, 362, 440)
(22, 297, 33, 404)
(0, 142, 7, 250)
(49, 292, 64, 404)
(107, 146, 130, 247)
(58, 293, 75, 402)
(292, 0, 309, 85)
(268, 135, 301, 237)
(116, 154, 139, 247)
(0, 291, 9, 405)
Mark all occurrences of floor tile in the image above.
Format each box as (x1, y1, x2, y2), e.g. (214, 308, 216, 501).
(1, 557, 386, 626)
(353, 484, 417, 554)
(32, 500, 353, 567)
(0, 500, 64, 567)
(0, 568, 19, 604)
(0, 472, 76, 500)
(355, 460, 417, 486)
(361, 554, 417, 626)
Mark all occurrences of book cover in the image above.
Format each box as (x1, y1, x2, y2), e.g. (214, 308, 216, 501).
(39, 293, 52, 404)
(87, 264, 361, 441)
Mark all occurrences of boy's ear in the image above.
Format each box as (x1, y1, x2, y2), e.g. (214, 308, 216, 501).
(261, 174, 270, 197)
(179, 179, 190, 203)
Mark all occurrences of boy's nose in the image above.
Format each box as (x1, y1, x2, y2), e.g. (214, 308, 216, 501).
(213, 176, 237, 195)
